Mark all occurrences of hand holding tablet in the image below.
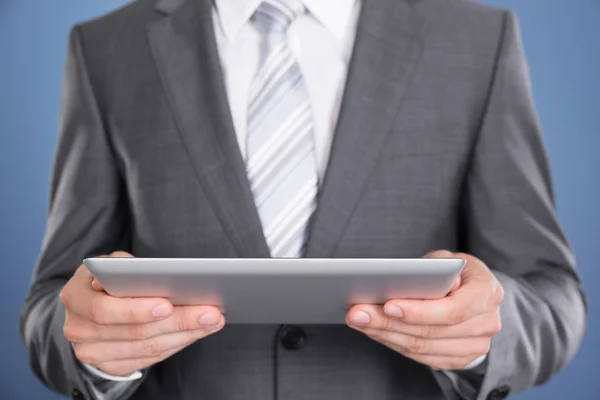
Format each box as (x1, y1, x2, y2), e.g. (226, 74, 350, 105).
(65, 252, 500, 377)
(345, 250, 503, 371)
(61, 252, 225, 378)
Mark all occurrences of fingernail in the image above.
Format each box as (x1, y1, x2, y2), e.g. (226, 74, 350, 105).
(349, 310, 371, 326)
(386, 305, 404, 319)
(199, 312, 220, 327)
(152, 304, 171, 318)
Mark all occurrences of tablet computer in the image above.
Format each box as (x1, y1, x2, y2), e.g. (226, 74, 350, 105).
(84, 258, 465, 324)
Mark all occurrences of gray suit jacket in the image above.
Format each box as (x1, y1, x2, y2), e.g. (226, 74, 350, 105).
(20, 0, 587, 399)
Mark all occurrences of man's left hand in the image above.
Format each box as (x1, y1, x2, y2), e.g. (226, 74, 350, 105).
(346, 250, 504, 370)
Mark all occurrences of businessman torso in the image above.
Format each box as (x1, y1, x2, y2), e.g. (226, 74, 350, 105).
(27, 0, 584, 399)
(83, 0, 490, 261)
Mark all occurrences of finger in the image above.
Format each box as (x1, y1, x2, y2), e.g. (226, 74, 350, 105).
(100, 251, 134, 258)
(94, 343, 188, 377)
(65, 306, 223, 342)
(90, 252, 133, 291)
(73, 316, 225, 364)
(62, 262, 172, 324)
(90, 251, 134, 291)
(423, 250, 454, 259)
(383, 261, 499, 326)
(346, 304, 385, 329)
(60, 265, 94, 310)
(74, 251, 132, 280)
(424, 250, 461, 292)
(110, 251, 134, 257)
(382, 295, 481, 326)
(348, 305, 500, 339)
(359, 328, 491, 357)
(65, 286, 174, 325)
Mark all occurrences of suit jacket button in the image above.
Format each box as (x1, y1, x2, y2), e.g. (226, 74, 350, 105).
(280, 325, 306, 350)
(487, 385, 511, 400)
(71, 388, 84, 400)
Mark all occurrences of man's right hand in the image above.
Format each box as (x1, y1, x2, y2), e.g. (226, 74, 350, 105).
(60, 251, 225, 377)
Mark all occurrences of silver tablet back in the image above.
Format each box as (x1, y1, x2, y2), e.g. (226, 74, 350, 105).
(84, 258, 465, 324)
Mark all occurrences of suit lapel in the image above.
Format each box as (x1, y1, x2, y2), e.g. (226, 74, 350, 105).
(148, 0, 270, 258)
(305, 0, 430, 258)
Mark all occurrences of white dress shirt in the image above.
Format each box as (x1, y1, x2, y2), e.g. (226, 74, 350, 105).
(82, 0, 486, 397)
(216, 0, 360, 179)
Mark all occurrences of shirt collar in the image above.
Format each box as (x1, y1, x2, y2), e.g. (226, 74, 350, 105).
(214, 0, 358, 42)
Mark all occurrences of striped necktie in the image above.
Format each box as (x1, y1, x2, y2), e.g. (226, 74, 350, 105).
(246, 0, 318, 258)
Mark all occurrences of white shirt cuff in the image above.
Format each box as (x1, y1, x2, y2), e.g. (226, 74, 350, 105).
(462, 354, 487, 370)
(82, 363, 143, 382)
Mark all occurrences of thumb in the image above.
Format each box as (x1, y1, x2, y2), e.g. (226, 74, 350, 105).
(453, 252, 491, 286)
(423, 250, 462, 293)
(423, 249, 455, 259)
(91, 251, 134, 291)
(108, 251, 134, 258)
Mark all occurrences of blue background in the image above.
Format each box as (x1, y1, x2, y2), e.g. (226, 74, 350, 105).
(1, 0, 598, 399)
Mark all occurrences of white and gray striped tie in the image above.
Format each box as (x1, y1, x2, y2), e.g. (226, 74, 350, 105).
(247, 0, 318, 258)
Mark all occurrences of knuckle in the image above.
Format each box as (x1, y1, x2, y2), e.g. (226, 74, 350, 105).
(490, 312, 502, 335)
(382, 316, 394, 332)
(480, 311, 502, 336)
(142, 339, 163, 358)
(59, 288, 70, 308)
(496, 312, 503, 331)
(407, 336, 425, 354)
(74, 346, 96, 366)
(177, 314, 190, 332)
(186, 328, 200, 341)
(125, 306, 139, 324)
(89, 298, 106, 324)
(478, 340, 491, 355)
(129, 323, 150, 340)
(366, 328, 384, 341)
(188, 328, 207, 342)
(471, 341, 491, 358)
(63, 323, 83, 343)
(484, 318, 502, 337)
(494, 283, 505, 304)
(420, 325, 435, 339)
(480, 325, 494, 337)
(447, 305, 467, 325)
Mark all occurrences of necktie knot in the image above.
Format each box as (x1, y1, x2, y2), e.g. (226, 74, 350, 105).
(253, 0, 305, 32)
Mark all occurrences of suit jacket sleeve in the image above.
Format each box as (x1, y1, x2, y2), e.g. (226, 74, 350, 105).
(19, 26, 145, 400)
(457, 10, 587, 400)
